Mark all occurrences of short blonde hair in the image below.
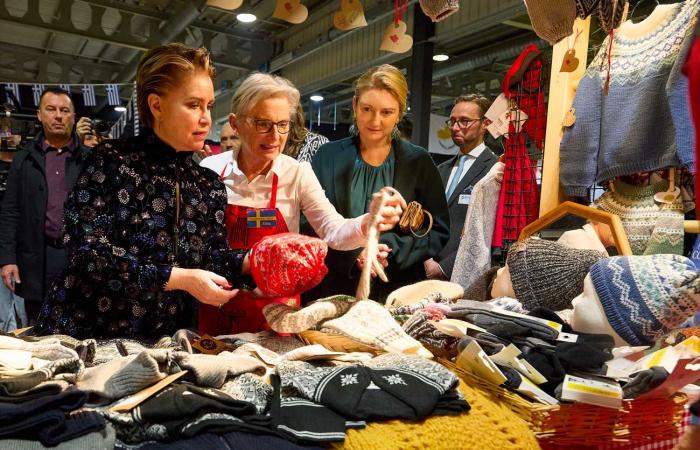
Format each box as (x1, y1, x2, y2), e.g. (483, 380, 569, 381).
(230, 73, 300, 117)
(136, 43, 215, 129)
(353, 64, 408, 115)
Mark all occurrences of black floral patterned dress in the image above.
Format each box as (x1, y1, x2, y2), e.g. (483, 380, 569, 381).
(34, 131, 246, 339)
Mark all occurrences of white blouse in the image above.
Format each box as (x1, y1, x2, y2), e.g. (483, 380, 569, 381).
(200, 150, 366, 251)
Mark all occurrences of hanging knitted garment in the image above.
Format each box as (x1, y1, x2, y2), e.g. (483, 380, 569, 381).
(560, 0, 699, 197)
(493, 44, 544, 247)
(593, 179, 684, 255)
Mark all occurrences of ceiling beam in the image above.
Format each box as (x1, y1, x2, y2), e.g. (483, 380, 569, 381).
(79, 0, 269, 41)
(270, 0, 419, 72)
(0, 41, 121, 83)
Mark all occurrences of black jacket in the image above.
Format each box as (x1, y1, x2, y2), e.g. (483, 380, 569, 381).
(435, 146, 498, 278)
(303, 136, 450, 301)
(0, 132, 88, 301)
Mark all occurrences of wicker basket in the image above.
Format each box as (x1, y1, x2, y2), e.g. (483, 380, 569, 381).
(440, 359, 687, 447)
(297, 330, 384, 355)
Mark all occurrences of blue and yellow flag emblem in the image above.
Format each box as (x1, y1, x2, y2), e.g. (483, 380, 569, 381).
(247, 209, 277, 228)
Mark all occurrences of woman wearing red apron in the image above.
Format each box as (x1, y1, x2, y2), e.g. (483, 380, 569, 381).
(198, 73, 406, 336)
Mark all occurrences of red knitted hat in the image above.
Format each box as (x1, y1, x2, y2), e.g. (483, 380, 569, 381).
(250, 233, 329, 297)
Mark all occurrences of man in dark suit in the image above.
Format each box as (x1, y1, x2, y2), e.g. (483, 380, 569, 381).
(0, 87, 88, 323)
(425, 94, 498, 280)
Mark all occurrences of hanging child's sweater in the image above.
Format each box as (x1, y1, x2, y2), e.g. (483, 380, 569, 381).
(560, 0, 699, 197)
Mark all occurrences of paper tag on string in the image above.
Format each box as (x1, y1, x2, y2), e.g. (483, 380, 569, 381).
(334, 0, 368, 30)
(379, 20, 412, 53)
(206, 0, 242, 9)
(272, 0, 309, 24)
(560, 49, 580, 72)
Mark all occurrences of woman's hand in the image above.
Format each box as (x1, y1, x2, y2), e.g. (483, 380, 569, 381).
(362, 187, 407, 234)
(356, 243, 391, 277)
(165, 267, 239, 307)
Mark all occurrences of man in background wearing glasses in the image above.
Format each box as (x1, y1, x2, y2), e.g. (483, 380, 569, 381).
(424, 94, 498, 280)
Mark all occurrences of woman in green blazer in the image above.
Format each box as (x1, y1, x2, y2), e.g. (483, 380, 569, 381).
(304, 65, 449, 301)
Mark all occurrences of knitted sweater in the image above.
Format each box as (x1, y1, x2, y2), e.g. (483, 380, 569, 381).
(560, 0, 699, 197)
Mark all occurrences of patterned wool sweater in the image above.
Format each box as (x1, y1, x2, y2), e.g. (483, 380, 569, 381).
(560, 0, 699, 197)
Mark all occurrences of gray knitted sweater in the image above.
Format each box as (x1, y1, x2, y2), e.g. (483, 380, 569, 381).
(560, 0, 699, 197)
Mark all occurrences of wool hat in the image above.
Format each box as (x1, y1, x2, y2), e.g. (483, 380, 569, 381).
(507, 238, 606, 311)
(575, 0, 600, 18)
(250, 232, 328, 297)
(588, 255, 700, 346)
(593, 179, 684, 256)
(418, 0, 460, 22)
(523, 0, 577, 45)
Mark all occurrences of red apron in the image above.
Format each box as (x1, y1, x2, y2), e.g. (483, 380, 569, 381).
(198, 169, 300, 335)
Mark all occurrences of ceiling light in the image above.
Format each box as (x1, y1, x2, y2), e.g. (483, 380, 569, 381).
(310, 95, 324, 102)
(237, 13, 256, 23)
(433, 54, 449, 62)
(114, 106, 126, 112)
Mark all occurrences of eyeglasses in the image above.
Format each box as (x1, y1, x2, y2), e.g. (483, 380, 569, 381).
(445, 117, 483, 128)
(240, 116, 291, 134)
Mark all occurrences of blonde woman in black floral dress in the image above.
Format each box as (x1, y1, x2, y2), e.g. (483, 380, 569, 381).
(33, 44, 253, 339)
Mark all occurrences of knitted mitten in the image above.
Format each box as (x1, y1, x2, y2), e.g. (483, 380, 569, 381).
(322, 300, 433, 358)
(262, 295, 356, 333)
(418, 0, 460, 22)
(524, 0, 577, 44)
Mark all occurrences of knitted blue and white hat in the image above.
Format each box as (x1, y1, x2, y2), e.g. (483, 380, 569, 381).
(590, 255, 700, 346)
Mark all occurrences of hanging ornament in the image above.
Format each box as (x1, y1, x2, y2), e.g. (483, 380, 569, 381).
(559, 28, 583, 73)
(562, 107, 577, 127)
(206, 0, 243, 10)
(334, 0, 368, 30)
(380, 0, 412, 54)
(272, 0, 308, 24)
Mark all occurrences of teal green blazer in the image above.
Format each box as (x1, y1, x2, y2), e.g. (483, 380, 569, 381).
(303, 136, 450, 301)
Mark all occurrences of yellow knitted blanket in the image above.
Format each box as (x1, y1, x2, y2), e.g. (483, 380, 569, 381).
(333, 380, 540, 450)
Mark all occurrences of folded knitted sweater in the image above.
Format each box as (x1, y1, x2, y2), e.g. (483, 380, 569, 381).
(560, 0, 699, 197)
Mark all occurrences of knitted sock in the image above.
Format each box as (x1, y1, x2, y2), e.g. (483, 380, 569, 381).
(0, 335, 79, 361)
(134, 383, 258, 425)
(41, 410, 105, 447)
(263, 295, 356, 333)
(0, 388, 102, 446)
(321, 300, 433, 358)
(524, 0, 577, 44)
(175, 352, 265, 389)
(0, 357, 83, 395)
(77, 350, 170, 400)
(622, 367, 669, 399)
(0, 423, 115, 450)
